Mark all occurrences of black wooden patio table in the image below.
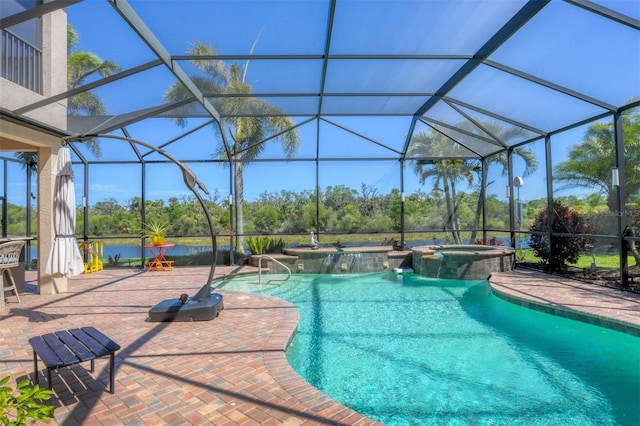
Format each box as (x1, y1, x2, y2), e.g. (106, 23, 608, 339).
(28, 326, 120, 394)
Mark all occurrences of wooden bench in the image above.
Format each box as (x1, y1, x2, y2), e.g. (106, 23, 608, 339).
(28, 326, 120, 394)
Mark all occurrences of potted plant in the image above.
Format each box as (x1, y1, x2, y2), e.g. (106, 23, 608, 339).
(247, 237, 284, 267)
(143, 221, 169, 246)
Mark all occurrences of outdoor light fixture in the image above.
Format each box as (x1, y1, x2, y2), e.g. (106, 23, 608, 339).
(513, 177, 524, 228)
(611, 168, 619, 187)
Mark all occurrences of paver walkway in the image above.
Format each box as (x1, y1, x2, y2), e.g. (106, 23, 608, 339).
(1, 265, 638, 425)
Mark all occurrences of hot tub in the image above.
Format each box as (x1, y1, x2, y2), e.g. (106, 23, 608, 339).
(411, 244, 515, 280)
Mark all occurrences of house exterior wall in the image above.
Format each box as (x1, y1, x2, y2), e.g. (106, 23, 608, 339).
(0, 3, 69, 294)
(0, 5, 67, 128)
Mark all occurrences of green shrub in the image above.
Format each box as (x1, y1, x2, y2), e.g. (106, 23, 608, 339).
(0, 376, 55, 425)
(246, 237, 284, 255)
(529, 200, 590, 272)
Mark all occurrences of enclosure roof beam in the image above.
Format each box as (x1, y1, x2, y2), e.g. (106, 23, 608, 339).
(564, 0, 640, 30)
(317, 0, 337, 117)
(320, 117, 403, 156)
(148, 119, 216, 158)
(444, 101, 509, 149)
(444, 97, 547, 136)
(484, 60, 616, 112)
(108, 0, 222, 124)
(13, 60, 164, 115)
(0, 108, 68, 138)
(232, 117, 316, 158)
(419, 118, 499, 159)
(68, 100, 193, 135)
(400, 0, 550, 160)
(420, 117, 504, 148)
(0, 0, 82, 29)
(120, 127, 144, 162)
(172, 54, 473, 61)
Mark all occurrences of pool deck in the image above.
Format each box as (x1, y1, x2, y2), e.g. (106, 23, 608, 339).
(490, 268, 640, 335)
(1, 266, 638, 425)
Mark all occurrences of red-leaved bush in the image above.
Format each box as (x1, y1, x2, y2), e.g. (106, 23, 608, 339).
(529, 200, 590, 272)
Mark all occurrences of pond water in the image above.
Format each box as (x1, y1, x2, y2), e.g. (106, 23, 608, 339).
(28, 244, 216, 261)
(27, 237, 521, 262)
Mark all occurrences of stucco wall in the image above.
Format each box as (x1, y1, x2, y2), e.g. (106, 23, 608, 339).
(1, 4, 69, 294)
(0, 6, 67, 129)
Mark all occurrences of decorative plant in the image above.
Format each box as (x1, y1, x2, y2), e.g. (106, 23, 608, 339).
(246, 237, 284, 255)
(141, 221, 169, 246)
(107, 253, 121, 266)
(0, 376, 55, 425)
(529, 200, 590, 272)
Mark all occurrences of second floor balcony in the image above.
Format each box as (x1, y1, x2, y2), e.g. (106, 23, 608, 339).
(1, 29, 42, 94)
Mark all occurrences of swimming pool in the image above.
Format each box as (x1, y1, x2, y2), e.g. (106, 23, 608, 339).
(215, 272, 640, 425)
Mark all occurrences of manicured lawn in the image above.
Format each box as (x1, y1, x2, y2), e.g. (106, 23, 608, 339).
(516, 248, 636, 269)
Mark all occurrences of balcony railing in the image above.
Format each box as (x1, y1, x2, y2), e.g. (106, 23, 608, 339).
(1, 30, 43, 94)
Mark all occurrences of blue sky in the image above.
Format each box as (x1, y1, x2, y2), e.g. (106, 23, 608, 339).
(6, 0, 632, 208)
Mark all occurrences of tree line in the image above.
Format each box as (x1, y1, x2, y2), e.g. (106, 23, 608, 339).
(4, 184, 505, 239)
(5, 185, 634, 244)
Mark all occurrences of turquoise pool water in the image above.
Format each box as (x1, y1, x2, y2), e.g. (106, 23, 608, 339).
(215, 273, 640, 425)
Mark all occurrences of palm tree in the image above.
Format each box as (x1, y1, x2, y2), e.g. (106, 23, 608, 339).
(408, 122, 538, 243)
(468, 123, 538, 241)
(164, 41, 301, 251)
(554, 109, 640, 263)
(408, 130, 478, 244)
(14, 25, 120, 170)
(66, 24, 120, 157)
(554, 115, 640, 212)
(11, 152, 37, 173)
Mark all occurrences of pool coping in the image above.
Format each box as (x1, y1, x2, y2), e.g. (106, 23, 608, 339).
(489, 268, 640, 336)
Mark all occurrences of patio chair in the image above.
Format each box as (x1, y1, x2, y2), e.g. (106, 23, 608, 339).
(0, 240, 25, 310)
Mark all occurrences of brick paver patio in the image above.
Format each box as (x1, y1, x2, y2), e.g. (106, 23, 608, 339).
(1, 265, 638, 425)
(1, 266, 379, 425)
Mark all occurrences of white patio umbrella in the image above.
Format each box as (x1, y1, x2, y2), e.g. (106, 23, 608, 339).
(45, 146, 84, 278)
